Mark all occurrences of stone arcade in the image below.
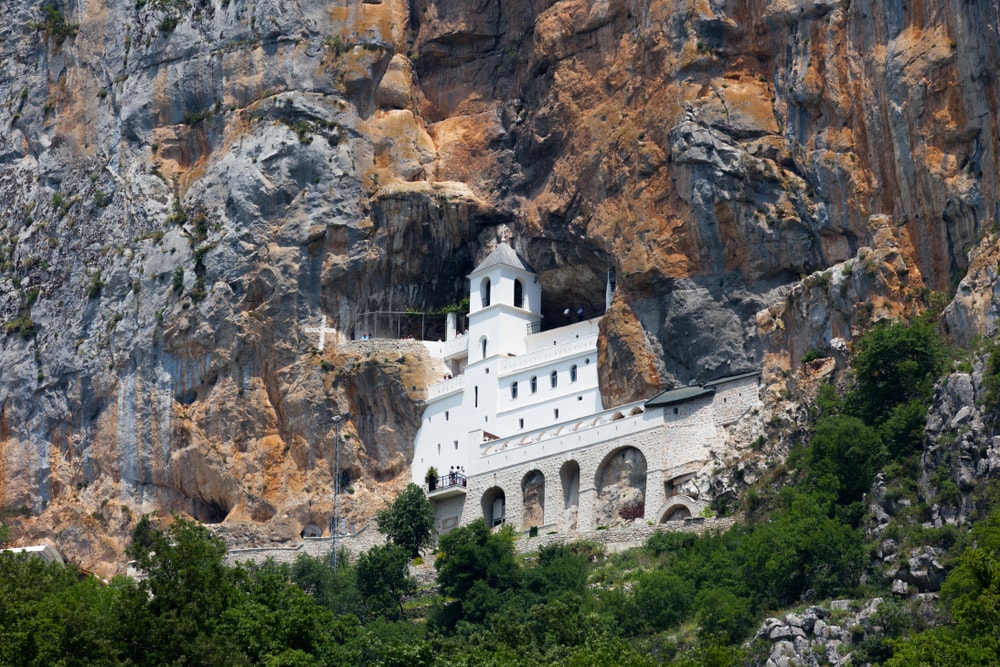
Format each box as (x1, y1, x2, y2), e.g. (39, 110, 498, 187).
(412, 243, 761, 535)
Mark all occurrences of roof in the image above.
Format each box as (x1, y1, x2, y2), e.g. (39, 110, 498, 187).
(703, 370, 762, 387)
(3, 544, 64, 564)
(644, 385, 716, 408)
(469, 242, 535, 276)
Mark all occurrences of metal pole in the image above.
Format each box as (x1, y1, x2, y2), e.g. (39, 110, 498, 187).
(330, 414, 343, 569)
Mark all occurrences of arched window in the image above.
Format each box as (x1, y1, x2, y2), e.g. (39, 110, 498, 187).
(570, 364, 578, 382)
(514, 279, 524, 308)
(480, 277, 491, 307)
(511, 382, 518, 400)
(550, 370, 558, 388)
(530, 376, 538, 393)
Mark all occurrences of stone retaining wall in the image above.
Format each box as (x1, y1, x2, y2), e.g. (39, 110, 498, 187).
(223, 516, 737, 567)
(224, 523, 386, 567)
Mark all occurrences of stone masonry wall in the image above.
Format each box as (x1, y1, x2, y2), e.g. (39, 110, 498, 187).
(708, 375, 762, 427)
(223, 515, 738, 568)
(451, 375, 760, 532)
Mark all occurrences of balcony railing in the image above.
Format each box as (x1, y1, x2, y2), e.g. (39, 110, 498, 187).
(427, 472, 467, 493)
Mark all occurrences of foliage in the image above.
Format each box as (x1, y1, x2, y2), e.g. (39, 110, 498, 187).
(289, 552, 361, 617)
(981, 343, 1000, 416)
(93, 189, 112, 208)
(375, 483, 435, 558)
(807, 415, 885, 505)
(0, 551, 125, 665)
(632, 570, 695, 632)
(32, 2, 78, 44)
(355, 544, 415, 621)
(800, 347, 821, 364)
(694, 588, 754, 644)
(86, 270, 105, 298)
(847, 319, 946, 425)
(435, 520, 521, 626)
(886, 510, 1000, 665)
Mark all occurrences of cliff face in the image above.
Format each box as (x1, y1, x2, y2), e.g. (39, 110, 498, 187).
(1, 0, 998, 574)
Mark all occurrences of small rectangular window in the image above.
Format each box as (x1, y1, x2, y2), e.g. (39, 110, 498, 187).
(445, 411, 449, 420)
(554, 408, 560, 420)
(519, 418, 524, 429)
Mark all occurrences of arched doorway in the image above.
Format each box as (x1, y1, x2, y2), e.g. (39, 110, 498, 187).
(521, 470, 545, 529)
(481, 487, 506, 527)
(661, 505, 692, 522)
(560, 460, 580, 532)
(595, 447, 647, 525)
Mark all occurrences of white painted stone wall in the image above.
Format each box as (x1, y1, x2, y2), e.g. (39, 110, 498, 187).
(427, 374, 760, 533)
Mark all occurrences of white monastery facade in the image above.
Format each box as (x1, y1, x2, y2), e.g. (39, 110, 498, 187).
(412, 243, 760, 536)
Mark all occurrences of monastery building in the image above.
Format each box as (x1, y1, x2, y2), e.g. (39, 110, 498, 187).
(413, 243, 760, 536)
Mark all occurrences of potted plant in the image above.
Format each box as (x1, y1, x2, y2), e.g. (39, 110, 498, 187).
(425, 466, 439, 491)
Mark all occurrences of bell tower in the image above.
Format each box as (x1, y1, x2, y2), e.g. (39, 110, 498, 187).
(466, 242, 541, 359)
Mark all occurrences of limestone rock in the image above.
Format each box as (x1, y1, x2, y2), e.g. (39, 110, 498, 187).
(3, 0, 1000, 577)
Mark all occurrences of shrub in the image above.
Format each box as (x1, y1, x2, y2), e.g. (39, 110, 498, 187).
(33, 2, 78, 43)
(801, 348, 822, 364)
(86, 270, 104, 298)
(93, 189, 112, 208)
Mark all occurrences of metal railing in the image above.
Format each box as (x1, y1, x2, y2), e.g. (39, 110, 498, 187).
(427, 472, 467, 493)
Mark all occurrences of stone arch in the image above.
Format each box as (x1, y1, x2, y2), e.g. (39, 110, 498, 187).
(521, 470, 545, 529)
(301, 523, 323, 538)
(594, 446, 647, 525)
(662, 505, 692, 522)
(611, 411, 625, 421)
(481, 486, 506, 527)
(655, 496, 699, 523)
(560, 460, 580, 532)
(630, 406, 643, 416)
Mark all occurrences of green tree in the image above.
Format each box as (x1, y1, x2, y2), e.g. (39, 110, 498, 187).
(375, 483, 435, 558)
(356, 544, 416, 620)
(809, 415, 885, 504)
(123, 516, 242, 665)
(289, 552, 361, 617)
(740, 486, 864, 609)
(632, 570, 696, 632)
(523, 543, 589, 601)
(848, 319, 945, 425)
(0, 551, 126, 665)
(219, 559, 349, 665)
(694, 588, 754, 644)
(435, 520, 521, 625)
